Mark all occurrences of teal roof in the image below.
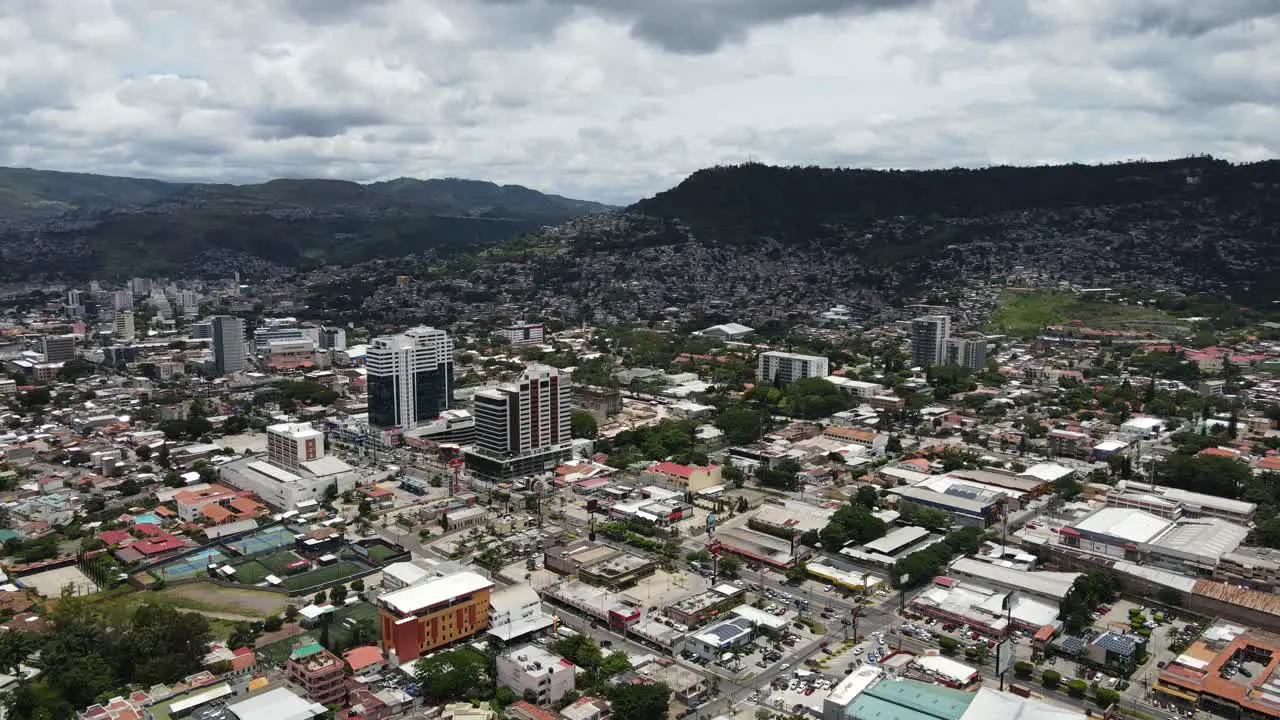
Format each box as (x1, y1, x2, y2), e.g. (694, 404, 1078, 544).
(290, 642, 325, 660)
(0, 530, 18, 542)
(852, 678, 975, 720)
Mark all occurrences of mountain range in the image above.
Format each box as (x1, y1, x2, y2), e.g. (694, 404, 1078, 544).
(1, 158, 1278, 305)
(0, 167, 613, 279)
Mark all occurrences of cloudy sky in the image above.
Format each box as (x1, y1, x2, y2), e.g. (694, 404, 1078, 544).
(2, 0, 1278, 204)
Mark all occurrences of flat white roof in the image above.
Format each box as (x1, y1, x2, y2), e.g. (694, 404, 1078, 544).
(1072, 507, 1172, 544)
(1018, 463, 1074, 483)
(913, 654, 979, 683)
(961, 687, 1086, 720)
(379, 571, 494, 616)
(226, 687, 327, 720)
(246, 460, 301, 484)
(826, 665, 882, 707)
(730, 604, 789, 630)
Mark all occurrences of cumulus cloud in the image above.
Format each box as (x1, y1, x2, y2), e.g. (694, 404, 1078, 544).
(0, 0, 1276, 204)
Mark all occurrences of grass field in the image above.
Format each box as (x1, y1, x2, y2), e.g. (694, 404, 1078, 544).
(988, 289, 1180, 337)
(228, 548, 307, 585)
(281, 561, 369, 591)
(229, 560, 272, 584)
(366, 545, 400, 563)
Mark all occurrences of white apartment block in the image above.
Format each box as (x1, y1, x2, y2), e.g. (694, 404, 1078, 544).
(496, 645, 575, 705)
(756, 351, 829, 386)
(498, 323, 547, 346)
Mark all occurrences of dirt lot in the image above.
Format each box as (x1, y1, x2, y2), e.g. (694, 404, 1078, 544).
(21, 565, 98, 598)
(157, 582, 288, 618)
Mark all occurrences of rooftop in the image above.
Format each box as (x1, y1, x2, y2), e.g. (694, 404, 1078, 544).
(225, 687, 326, 720)
(378, 571, 493, 616)
(1069, 507, 1173, 544)
(948, 557, 1081, 599)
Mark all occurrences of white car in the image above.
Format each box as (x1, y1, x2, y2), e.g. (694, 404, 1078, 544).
(1107, 677, 1118, 687)
(781, 663, 791, 670)
(853, 647, 864, 655)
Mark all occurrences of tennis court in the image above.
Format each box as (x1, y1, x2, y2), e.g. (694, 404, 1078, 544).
(152, 548, 228, 580)
(221, 526, 297, 556)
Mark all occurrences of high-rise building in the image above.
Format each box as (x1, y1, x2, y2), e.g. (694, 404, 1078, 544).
(756, 351, 830, 386)
(465, 364, 572, 481)
(66, 289, 84, 307)
(113, 290, 134, 311)
(366, 327, 454, 430)
(176, 290, 200, 318)
(945, 335, 987, 372)
(42, 335, 76, 363)
(113, 311, 136, 341)
(911, 315, 952, 368)
(211, 315, 247, 375)
(130, 277, 152, 296)
(319, 326, 347, 352)
(267, 422, 325, 471)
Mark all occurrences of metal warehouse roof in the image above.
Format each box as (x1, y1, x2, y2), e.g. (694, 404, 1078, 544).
(1070, 507, 1172, 544)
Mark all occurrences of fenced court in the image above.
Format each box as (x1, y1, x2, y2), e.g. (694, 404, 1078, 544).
(228, 548, 308, 585)
(151, 548, 228, 581)
(221, 526, 297, 556)
(281, 560, 371, 592)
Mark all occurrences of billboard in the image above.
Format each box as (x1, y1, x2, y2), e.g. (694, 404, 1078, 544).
(996, 639, 1015, 676)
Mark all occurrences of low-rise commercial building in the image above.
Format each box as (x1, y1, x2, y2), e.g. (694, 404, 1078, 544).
(1157, 623, 1280, 718)
(1105, 480, 1257, 525)
(377, 571, 494, 662)
(909, 577, 1061, 637)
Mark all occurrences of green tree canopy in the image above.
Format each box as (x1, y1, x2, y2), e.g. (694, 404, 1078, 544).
(414, 647, 492, 703)
(608, 682, 671, 720)
(570, 409, 599, 439)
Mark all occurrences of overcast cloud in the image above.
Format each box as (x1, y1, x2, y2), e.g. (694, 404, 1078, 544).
(1, 0, 1277, 204)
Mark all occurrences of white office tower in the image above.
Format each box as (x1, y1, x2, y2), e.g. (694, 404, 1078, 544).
(945, 335, 988, 372)
(88, 280, 101, 293)
(465, 364, 572, 481)
(177, 290, 200, 318)
(65, 289, 84, 320)
(42, 335, 77, 363)
(149, 290, 174, 320)
(366, 327, 454, 430)
(266, 422, 325, 471)
(130, 277, 152, 296)
(211, 315, 247, 375)
(911, 315, 952, 368)
(113, 290, 134, 311)
(114, 311, 136, 341)
(757, 351, 830, 386)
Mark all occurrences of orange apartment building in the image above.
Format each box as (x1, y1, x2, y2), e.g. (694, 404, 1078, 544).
(377, 571, 494, 662)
